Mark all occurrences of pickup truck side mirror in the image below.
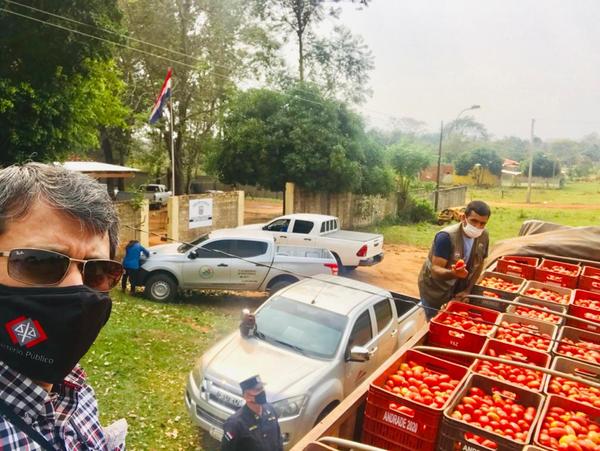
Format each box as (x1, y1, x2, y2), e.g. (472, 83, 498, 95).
(346, 346, 370, 362)
(262, 225, 268, 231)
(187, 250, 198, 260)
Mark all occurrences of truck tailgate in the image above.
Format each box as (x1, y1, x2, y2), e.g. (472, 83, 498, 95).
(326, 230, 382, 242)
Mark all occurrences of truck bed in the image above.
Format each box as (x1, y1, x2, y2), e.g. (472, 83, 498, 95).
(325, 230, 382, 242)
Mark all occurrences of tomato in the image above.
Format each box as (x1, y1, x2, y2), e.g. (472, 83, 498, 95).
(381, 358, 461, 409)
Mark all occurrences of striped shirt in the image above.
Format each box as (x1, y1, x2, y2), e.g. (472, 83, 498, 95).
(0, 361, 124, 450)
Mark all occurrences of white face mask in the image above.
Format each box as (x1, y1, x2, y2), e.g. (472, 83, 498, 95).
(463, 221, 484, 239)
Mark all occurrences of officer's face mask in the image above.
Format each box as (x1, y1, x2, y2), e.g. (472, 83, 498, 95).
(0, 284, 112, 383)
(253, 390, 267, 405)
(462, 219, 484, 239)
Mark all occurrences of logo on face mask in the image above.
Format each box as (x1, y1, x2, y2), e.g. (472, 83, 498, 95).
(5, 316, 48, 348)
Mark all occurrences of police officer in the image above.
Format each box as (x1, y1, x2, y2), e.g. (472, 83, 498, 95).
(221, 375, 283, 451)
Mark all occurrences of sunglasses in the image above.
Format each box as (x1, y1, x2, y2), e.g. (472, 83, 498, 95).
(0, 248, 123, 292)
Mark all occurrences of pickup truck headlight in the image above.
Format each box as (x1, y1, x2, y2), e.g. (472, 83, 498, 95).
(271, 395, 307, 420)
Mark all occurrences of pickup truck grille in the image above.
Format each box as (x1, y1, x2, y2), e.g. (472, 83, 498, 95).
(196, 405, 225, 428)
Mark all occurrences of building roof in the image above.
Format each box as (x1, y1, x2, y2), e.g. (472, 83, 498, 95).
(58, 161, 142, 179)
(503, 158, 519, 166)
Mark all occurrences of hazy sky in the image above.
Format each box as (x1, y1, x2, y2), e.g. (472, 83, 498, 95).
(332, 0, 600, 140)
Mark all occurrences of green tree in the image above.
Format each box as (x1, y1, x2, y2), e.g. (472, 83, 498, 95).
(210, 83, 391, 195)
(0, 0, 126, 165)
(389, 141, 432, 206)
(454, 148, 503, 178)
(521, 152, 560, 178)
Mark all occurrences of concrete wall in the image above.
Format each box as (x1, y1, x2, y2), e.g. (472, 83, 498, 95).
(285, 183, 397, 229)
(168, 191, 244, 243)
(411, 185, 468, 211)
(286, 183, 469, 227)
(114, 199, 149, 258)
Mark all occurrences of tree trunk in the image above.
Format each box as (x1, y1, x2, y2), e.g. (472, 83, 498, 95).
(298, 33, 304, 81)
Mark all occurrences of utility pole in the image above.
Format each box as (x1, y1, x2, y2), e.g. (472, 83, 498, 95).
(434, 120, 444, 211)
(526, 118, 535, 203)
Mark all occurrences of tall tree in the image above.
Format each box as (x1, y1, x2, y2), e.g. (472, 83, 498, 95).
(259, 0, 373, 103)
(389, 141, 432, 206)
(210, 83, 392, 195)
(0, 0, 126, 165)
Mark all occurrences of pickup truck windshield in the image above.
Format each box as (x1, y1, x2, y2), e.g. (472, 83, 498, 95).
(255, 296, 348, 359)
(177, 234, 209, 253)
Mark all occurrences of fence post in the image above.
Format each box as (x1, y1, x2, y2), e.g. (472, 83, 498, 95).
(167, 196, 180, 243)
(284, 182, 295, 215)
(237, 190, 245, 226)
(139, 199, 150, 248)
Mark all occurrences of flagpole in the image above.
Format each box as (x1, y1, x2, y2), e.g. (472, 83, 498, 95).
(169, 96, 175, 195)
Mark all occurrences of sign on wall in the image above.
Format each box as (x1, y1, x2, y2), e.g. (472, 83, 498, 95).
(189, 198, 213, 229)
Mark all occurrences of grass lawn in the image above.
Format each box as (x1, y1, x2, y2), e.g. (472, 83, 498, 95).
(81, 290, 264, 450)
(468, 181, 600, 206)
(372, 182, 600, 248)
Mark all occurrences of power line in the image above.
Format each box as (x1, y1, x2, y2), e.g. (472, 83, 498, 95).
(0, 2, 367, 113)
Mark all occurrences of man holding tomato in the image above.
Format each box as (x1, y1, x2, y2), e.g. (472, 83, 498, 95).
(418, 200, 491, 319)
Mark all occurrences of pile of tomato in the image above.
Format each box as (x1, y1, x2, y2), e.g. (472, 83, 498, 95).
(474, 347, 545, 391)
(436, 310, 495, 335)
(513, 304, 562, 324)
(494, 320, 552, 351)
(449, 386, 537, 444)
(537, 405, 600, 450)
(382, 360, 461, 409)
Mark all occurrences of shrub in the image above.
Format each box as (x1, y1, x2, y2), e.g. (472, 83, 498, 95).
(398, 197, 436, 224)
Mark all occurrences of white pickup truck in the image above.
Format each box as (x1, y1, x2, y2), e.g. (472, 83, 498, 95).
(139, 231, 338, 301)
(140, 183, 172, 208)
(184, 275, 427, 449)
(236, 214, 384, 271)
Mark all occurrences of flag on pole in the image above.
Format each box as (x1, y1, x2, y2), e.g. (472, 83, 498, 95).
(149, 68, 173, 124)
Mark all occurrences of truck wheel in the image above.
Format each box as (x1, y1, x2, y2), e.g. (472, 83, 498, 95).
(144, 273, 177, 302)
(268, 278, 298, 293)
(314, 402, 339, 426)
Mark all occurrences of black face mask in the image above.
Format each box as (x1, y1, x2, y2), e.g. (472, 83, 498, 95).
(254, 390, 267, 405)
(0, 284, 112, 383)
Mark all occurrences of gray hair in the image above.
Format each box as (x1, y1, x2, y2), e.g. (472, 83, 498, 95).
(0, 163, 119, 258)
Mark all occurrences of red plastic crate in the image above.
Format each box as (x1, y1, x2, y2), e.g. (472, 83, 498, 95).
(471, 339, 550, 392)
(533, 395, 600, 450)
(567, 289, 600, 333)
(554, 326, 600, 367)
(535, 258, 581, 289)
(363, 349, 469, 451)
(429, 301, 499, 365)
(579, 265, 600, 294)
(544, 356, 600, 408)
(439, 373, 544, 451)
(496, 255, 539, 280)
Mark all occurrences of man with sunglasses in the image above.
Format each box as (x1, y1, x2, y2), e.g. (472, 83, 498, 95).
(0, 163, 125, 450)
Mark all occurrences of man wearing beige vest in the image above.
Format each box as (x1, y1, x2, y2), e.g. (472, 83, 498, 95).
(418, 200, 491, 319)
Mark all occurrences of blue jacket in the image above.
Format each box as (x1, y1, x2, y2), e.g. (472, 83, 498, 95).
(122, 242, 150, 269)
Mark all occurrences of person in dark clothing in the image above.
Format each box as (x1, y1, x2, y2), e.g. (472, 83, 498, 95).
(121, 240, 149, 294)
(221, 375, 283, 451)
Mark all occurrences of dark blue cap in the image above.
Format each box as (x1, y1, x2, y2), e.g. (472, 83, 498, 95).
(240, 375, 263, 392)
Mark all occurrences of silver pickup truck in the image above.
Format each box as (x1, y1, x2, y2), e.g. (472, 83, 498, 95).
(184, 275, 427, 449)
(139, 231, 338, 301)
